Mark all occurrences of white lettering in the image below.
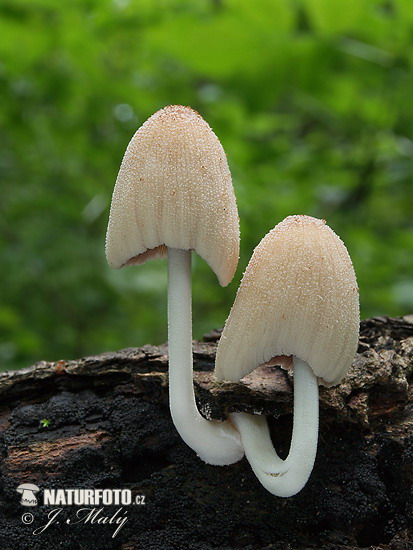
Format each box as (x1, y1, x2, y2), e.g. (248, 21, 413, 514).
(43, 489, 55, 505)
(42, 488, 134, 506)
(33, 508, 62, 535)
(121, 489, 132, 505)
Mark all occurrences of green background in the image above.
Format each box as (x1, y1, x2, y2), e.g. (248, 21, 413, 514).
(1, 0, 412, 371)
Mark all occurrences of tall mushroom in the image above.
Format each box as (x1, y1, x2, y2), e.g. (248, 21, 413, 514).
(215, 215, 360, 495)
(106, 105, 243, 465)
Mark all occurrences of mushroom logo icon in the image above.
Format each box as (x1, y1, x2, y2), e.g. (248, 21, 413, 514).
(16, 484, 40, 506)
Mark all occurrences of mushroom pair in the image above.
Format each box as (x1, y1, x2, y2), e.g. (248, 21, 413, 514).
(106, 106, 360, 496)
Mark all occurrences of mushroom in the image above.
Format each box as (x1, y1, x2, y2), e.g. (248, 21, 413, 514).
(215, 215, 360, 496)
(16, 483, 40, 506)
(106, 105, 244, 465)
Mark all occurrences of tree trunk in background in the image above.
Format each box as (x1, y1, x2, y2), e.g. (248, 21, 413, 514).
(0, 316, 411, 550)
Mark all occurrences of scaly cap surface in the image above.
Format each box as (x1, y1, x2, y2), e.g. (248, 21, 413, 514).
(105, 105, 239, 286)
(215, 215, 360, 386)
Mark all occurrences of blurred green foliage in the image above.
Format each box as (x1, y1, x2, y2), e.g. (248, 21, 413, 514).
(1, 0, 412, 370)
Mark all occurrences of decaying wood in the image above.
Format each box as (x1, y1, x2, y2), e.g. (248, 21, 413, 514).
(0, 316, 412, 550)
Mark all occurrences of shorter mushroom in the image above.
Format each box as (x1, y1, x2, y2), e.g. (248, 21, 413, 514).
(215, 215, 360, 497)
(16, 483, 40, 506)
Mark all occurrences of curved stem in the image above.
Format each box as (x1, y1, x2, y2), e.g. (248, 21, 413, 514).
(167, 248, 244, 465)
(230, 357, 319, 496)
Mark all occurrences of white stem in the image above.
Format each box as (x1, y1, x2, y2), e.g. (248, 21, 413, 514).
(230, 357, 319, 497)
(167, 248, 244, 465)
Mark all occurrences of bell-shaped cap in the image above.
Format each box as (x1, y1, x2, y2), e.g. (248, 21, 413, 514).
(215, 215, 360, 386)
(105, 105, 239, 287)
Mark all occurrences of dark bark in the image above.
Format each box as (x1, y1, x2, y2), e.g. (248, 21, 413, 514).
(0, 316, 412, 550)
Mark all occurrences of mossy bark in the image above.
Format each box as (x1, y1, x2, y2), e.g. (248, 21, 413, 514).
(0, 316, 412, 550)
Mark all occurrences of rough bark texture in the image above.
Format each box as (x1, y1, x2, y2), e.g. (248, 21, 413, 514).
(0, 316, 412, 550)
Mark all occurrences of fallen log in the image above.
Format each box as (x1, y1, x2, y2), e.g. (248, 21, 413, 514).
(0, 316, 412, 550)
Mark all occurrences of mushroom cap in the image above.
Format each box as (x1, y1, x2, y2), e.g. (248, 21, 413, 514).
(16, 483, 40, 493)
(105, 105, 240, 287)
(215, 215, 360, 386)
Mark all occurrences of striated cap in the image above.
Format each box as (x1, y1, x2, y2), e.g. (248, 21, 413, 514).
(105, 105, 239, 287)
(215, 215, 360, 386)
